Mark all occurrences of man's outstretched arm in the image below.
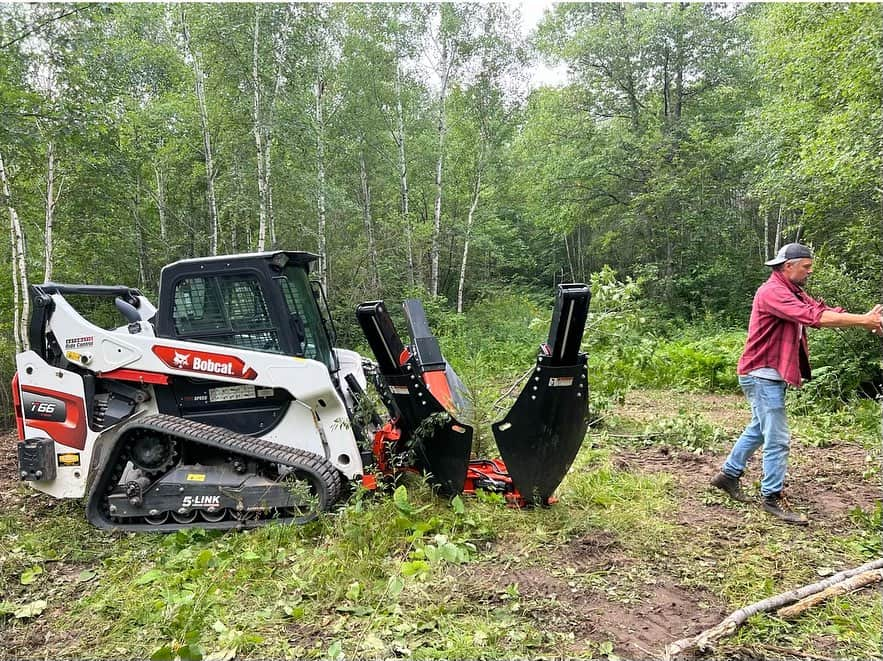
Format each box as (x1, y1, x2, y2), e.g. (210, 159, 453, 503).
(818, 304, 883, 333)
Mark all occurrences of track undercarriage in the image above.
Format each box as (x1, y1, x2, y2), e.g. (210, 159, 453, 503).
(86, 415, 342, 532)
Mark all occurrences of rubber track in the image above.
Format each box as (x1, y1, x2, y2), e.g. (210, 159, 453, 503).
(86, 413, 343, 532)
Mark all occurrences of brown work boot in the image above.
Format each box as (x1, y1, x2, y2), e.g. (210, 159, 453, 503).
(762, 493, 808, 526)
(710, 472, 751, 503)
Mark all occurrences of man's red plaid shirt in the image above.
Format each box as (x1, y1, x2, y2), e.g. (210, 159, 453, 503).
(737, 270, 843, 387)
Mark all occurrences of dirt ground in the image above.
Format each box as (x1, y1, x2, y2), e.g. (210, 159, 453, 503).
(453, 390, 881, 659)
(1, 389, 879, 660)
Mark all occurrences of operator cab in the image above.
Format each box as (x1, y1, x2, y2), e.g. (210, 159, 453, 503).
(155, 251, 338, 373)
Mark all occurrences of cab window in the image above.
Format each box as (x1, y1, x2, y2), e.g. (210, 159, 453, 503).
(172, 274, 281, 353)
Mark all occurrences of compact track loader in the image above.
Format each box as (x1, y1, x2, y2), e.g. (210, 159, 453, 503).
(12, 251, 590, 531)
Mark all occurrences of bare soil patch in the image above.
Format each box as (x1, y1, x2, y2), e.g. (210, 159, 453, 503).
(610, 431, 878, 532)
(455, 558, 727, 660)
(0, 430, 25, 508)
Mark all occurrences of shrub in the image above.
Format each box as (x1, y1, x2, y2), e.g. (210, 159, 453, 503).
(583, 266, 659, 412)
(796, 258, 883, 407)
(639, 329, 745, 392)
(642, 412, 729, 454)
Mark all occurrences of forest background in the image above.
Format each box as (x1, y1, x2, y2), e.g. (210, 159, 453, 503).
(0, 1, 881, 417)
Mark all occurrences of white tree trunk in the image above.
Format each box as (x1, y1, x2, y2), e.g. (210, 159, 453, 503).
(359, 146, 380, 292)
(457, 153, 482, 314)
(181, 9, 219, 255)
(774, 205, 783, 253)
(315, 74, 328, 291)
(431, 42, 451, 297)
(1, 150, 30, 351)
(43, 140, 56, 282)
(266, 8, 291, 248)
(252, 8, 269, 251)
(394, 52, 415, 287)
(131, 199, 147, 289)
(431, 92, 446, 295)
(154, 161, 167, 242)
(264, 138, 275, 247)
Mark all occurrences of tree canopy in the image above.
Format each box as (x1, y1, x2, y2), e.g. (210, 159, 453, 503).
(1, 2, 880, 341)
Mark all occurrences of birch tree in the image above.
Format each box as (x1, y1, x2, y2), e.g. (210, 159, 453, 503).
(264, 6, 294, 248)
(304, 4, 341, 292)
(180, 6, 219, 255)
(357, 143, 379, 291)
(457, 125, 485, 313)
(314, 65, 329, 291)
(25, 7, 69, 283)
(1, 151, 30, 351)
(42, 138, 62, 281)
(252, 7, 269, 251)
(428, 5, 461, 297)
(426, 4, 513, 297)
(389, 7, 426, 288)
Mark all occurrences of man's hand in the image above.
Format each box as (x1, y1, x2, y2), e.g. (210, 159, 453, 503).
(867, 304, 883, 335)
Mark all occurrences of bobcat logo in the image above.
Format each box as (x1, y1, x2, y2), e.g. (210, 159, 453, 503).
(173, 351, 191, 368)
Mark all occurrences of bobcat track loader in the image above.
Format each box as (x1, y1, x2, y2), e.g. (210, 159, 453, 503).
(12, 251, 590, 531)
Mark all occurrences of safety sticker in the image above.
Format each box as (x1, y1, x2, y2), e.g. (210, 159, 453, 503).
(548, 377, 574, 387)
(186, 473, 206, 482)
(209, 385, 257, 403)
(57, 452, 81, 467)
(65, 336, 94, 349)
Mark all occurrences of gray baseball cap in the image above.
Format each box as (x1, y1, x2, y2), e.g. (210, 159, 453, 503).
(765, 242, 814, 266)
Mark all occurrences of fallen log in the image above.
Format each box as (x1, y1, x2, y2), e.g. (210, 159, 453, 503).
(664, 557, 883, 660)
(777, 568, 883, 619)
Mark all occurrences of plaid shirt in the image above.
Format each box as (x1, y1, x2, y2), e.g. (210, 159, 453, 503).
(737, 270, 843, 387)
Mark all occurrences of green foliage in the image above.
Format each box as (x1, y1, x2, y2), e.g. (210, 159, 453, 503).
(2, 3, 880, 419)
(791, 258, 883, 408)
(747, 4, 883, 283)
(584, 266, 659, 414)
(642, 412, 729, 454)
(849, 501, 882, 536)
(790, 399, 882, 450)
(1, 6, 881, 654)
(3, 387, 880, 658)
(638, 329, 745, 393)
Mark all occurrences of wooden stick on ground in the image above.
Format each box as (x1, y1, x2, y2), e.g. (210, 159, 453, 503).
(664, 558, 883, 660)
(777, 569, 883, 619)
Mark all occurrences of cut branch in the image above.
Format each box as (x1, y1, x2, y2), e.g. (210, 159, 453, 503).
(664, 558, 883, 660)
(777, 569, 883, 619)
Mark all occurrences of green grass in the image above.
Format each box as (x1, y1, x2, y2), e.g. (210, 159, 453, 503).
(2, 363, 880, 660)
(0, 452, 676, 660)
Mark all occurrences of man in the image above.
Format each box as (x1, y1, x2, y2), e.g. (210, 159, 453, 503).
(710, 243, 883, 525)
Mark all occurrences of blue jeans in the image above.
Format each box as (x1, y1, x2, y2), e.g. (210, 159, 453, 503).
(722, 375, 790, 497)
